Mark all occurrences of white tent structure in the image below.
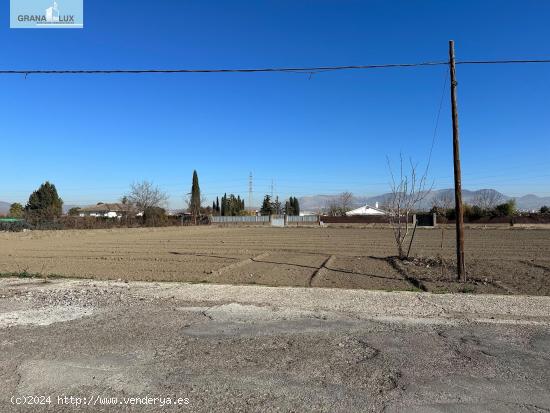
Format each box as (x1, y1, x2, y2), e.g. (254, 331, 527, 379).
(346, 202, 386, 216)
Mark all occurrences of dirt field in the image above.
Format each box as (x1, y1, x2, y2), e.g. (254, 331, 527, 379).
(1, 226, 549, 295)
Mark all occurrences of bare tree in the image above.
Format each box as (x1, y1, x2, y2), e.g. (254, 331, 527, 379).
(472, 189, 502, 210)
(339, 191, 354, 214)
(126, 181, 168, 212)
(386, 155, 431, 259)
(432, 190, 454, 211)
(325, 200, 340, 217)
(325, 192, 354, 216)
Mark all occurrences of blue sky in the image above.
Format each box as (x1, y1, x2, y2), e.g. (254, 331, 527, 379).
(1, 0, 549, 208)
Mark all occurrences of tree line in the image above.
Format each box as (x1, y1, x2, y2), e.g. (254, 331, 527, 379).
(5, 172, 304, 224)
(429, 190, 547, 221)
(259, 195, 300, 216)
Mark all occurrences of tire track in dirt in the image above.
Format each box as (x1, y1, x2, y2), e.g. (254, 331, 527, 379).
(211, 252, 271, 276)
(308, 255, 336, 287)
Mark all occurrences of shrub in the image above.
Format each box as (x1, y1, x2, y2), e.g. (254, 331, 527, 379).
(68, 207, 81, 216)
(143, 207, 167, 226)
(9, 203, 24, 218)
(443, 204, 489, 222)
(33, 221, 64, 230)
(0, 220, 32, 232)
(494, 199, 517, 217)
(467, 205, 484, 221)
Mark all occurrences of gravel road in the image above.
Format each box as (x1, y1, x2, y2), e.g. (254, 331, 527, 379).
(0, 277, 549, 412)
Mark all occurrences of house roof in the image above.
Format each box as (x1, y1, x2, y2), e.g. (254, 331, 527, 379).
(346, 204, 387, 216)
(79, 203, 132, 213)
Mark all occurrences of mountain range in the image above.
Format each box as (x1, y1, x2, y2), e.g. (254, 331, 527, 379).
(298, 189, 550, 212)
(1, 189, 549, 215)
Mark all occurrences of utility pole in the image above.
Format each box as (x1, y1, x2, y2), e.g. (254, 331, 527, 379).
(449, 40, 466, 282)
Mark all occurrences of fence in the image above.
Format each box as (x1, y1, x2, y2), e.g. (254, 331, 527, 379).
(287, 215, 320, 223)
(210, 215, 320, 225)
(319, 215, 403, 224)
(210, 216, 270, 224)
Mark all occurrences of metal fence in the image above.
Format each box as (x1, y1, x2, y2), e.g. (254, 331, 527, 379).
(287, 215, 319, 223)
(210, 215, 319, 225)
(210, 216, 269, 224)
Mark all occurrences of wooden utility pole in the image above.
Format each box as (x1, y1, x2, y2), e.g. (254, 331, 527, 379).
(449, 40, 466, 281)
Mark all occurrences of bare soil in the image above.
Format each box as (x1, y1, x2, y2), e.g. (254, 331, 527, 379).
(0, 226, 549, 295)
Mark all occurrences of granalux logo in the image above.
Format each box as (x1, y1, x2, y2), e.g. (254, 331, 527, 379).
(10, 0, 83, 29)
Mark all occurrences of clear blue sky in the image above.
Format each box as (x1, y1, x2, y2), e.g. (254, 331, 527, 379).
(1, 0, 549, 208)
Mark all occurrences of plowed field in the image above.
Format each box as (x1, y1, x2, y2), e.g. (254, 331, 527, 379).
(1, 226, 549, 295)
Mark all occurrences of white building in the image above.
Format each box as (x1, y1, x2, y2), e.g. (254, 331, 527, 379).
(346, 202, 386, 216)
(78, 203, 133, 218)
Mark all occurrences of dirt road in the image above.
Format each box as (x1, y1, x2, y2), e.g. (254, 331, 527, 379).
(1, 226, 549, 295)
(1, 277, 549, 412)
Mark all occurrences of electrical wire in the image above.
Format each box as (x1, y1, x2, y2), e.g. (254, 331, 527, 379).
(1, 59, 549, 76)
(0, 61, 447, 75)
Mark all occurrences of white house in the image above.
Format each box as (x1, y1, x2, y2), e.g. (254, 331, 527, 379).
(78, 203, 133, 218)
(346, 202, 386, 216)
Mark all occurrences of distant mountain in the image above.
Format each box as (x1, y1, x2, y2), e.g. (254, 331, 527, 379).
(515, 194, 550, 210)
(0, 201, 10, 214)
(2, 190, 549, 216)
(298, 189, 550, 212)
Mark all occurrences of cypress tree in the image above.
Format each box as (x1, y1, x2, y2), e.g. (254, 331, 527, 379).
(260, 195, 272, 216)
(190, 170, 201, 224)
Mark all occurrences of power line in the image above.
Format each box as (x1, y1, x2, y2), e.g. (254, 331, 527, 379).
(456, 59, 550, 66)
(0, 61, 447, 75)
(424, 69, 448, 176)
(1, 59, 549, 76)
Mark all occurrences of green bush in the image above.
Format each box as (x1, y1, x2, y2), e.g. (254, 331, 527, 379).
(9, 203, 24, 218)
(443, 204, 489, 221)
(467, 205, 484, 221)
(494, 199, 517, 217)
